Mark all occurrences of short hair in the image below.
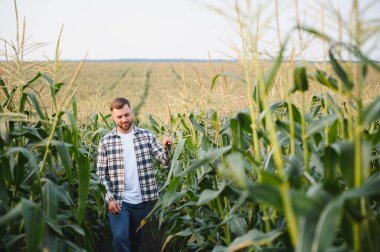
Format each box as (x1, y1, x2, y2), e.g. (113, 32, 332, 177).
(110, 97, 131, 111)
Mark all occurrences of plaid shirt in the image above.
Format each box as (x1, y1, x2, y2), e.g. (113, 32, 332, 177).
(96, 126, 169, 203)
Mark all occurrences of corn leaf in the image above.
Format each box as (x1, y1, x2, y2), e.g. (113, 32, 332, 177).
(178, 146, 231, 176)
(22, 199, 45, 252)
(291, 66, 309, 93)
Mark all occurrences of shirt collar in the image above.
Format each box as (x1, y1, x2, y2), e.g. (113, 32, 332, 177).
(110, 125, 142, 137)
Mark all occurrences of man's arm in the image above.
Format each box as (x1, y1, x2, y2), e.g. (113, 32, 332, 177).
(150, 133, 172, 166)
(96, 142, 115, 203)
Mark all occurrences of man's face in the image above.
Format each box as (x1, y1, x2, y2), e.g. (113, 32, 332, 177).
(112, 104, 134, 133)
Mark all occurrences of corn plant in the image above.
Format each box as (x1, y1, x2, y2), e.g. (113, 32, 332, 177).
(0, 66, 116, 251)
(147, 61, 380, 252)
(0, 6, 112, 248)
(144, 11, 380, 252)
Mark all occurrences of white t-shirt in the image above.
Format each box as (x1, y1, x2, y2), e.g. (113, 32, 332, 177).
(119, 129, 143, 204)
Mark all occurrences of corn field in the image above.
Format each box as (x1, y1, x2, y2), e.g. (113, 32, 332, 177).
(1, 0, 380, 251)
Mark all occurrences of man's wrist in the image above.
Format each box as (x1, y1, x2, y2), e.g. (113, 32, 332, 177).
(105, 192, 115, 204)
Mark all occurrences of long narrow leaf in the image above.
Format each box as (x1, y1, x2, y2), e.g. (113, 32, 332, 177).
(22, 199, 45, 252)
(76, 155, 90, 224)
(211, 72, 246, 90)
(178, 146, 231, 176)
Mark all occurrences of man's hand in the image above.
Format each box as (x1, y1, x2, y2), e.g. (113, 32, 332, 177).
(108, 200, 121, 215)
(163, 136, 174, 150)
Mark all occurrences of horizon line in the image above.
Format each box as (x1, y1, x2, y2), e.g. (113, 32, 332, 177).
(67, 58, 237, 62)
(1, 57, 378, 63)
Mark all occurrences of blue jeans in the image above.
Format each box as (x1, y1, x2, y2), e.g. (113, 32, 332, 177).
(109, 201, 148, 252)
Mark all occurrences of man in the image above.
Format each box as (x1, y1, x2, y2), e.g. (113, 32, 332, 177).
(96, 97, 172, 252)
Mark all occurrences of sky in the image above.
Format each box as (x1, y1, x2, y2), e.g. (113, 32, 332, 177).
(1, 0, 379, 61)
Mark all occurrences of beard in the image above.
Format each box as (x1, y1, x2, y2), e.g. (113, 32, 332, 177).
(118, 120, 133, 132)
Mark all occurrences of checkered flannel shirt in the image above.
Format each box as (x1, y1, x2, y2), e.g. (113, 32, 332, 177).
(96, 126, 169, 203)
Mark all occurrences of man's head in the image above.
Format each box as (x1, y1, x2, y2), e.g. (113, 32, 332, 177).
(110, 97, 134, 133)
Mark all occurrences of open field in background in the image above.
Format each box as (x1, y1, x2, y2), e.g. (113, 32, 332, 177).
(61, 61, 248, 123)
(61, 61, 380, 123)
(2, 60, 379, 124)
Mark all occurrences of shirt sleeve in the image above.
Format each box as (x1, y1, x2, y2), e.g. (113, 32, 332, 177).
(149, 132, 170, 166)
(96, 141, 115, 203)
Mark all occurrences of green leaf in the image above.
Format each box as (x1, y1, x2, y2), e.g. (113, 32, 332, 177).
(161, 227, 194, 252)
(314, 69, 339, 91)
(24, 92, 47, 120)
(259, 171, 282, 186)
(329, 48, 353, 93)
(66, 224, 85, 236)
(178, 146, 231, 176)
(22, 72, 42, 90)
(1, 147, 38, 171)
(197, 185, 225, 205)
(228, 191, 249, 216)
(62, 240, 85, 251)
(22, 199, 45, 252)
(189, 114, 206, 135)
(41, 73, 54, 86)
(322, 147, 340, 193)
(171, 138, 185, 169)
(292, 66, 309, 93)
(72, 96, 78, 121)
(263, 37, 288, 93)
(0, 202, 22, 225)
(54, 82, 65, 94)
(56, 143, 73, 182)
(234, 108, 253, 133)
(211, 72, 246, 90)
(1, 78, 15, 111)
(41, 73, 58, 107)
(327, 140, 371, 190)
(331, 141, 355, 187)
(284, 155, 303, 188)
(229, 117, 244, 150)
(297, 213, 319, 252)
(175, 227, 193, 237)
(148, 114, 161, 133)
(66, 111, 79, 150)
(99, 112, 112, 130)
(306, 114, 338, 138)
(223, 215, 247, 236)
(298, 26, 332, 42)
(177, 118, 190, 135)
(45, 217, 63, 236)
(3, 234, 25, 249)
(160, 138, 186, 188)
(227, 229, 283, 251)
(217, 153, 248, 190)
(346, 44, 380, 73)
(18, 93, 27, 112)
(76, 155, 90, 224)
(311, 197, 344, 252)
(161, 177, 187, 207)
(42, 179, 71, 205)
(247, 183, 282, 210)
(0, 78, 10, 99)
(344, 173, 380, 199)
(362, 96, 380, 126)
(260, 101, 302, 124)
(290, 190, 324, 217)
(276, 120, 303, 142)
(212, 245, 227, 252)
